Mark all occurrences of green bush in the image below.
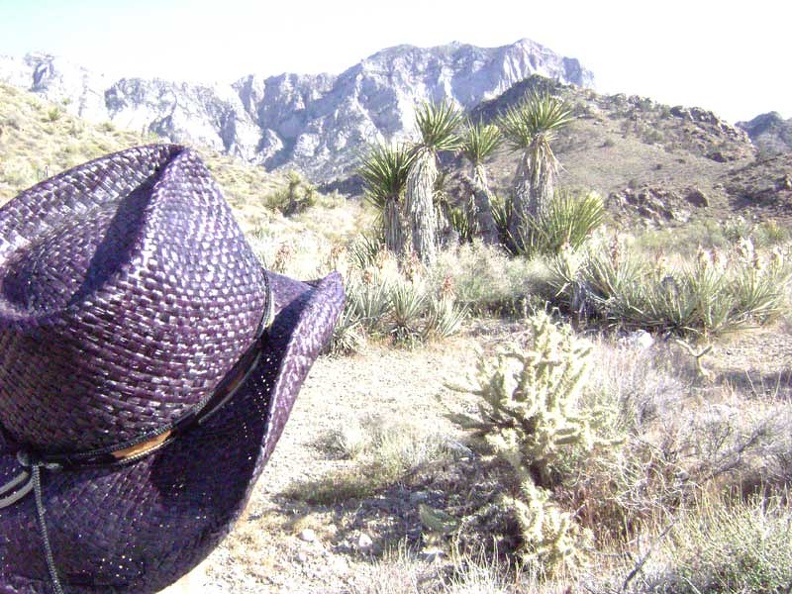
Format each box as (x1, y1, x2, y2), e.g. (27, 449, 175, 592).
(497, 190, 604, 257)
(264, 170, 317, 216)
(521, 190, 605, 256)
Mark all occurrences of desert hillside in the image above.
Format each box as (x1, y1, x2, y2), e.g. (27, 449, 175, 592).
(1, 71, 791, 594)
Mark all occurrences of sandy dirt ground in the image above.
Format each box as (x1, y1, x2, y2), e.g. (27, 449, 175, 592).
(170, 320, 792, 593)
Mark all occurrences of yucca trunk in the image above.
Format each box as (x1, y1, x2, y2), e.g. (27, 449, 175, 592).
(470, 164, 499, 245)
(508, 135, 558, 246)
(383, 196, 406, 256)
(406, 149, 438, 264)
(527, 135, 557, 219)
(508, 153, 532, 245)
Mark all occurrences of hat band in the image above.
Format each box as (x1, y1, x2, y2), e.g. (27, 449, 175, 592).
(0, 285, 273, 593)
(40, 289, 274, 469)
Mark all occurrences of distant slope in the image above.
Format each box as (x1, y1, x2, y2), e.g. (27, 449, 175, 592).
(0, 82, 282, 213)
(462, 77, 791, 227)
(1, 39, 594, 182)
(737, 112, 792, 157)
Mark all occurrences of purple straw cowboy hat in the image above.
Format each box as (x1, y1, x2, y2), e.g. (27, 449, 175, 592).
(0, 144, 344, 593)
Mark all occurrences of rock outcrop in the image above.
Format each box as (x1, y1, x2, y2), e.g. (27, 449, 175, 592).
(0, 39, 594, 181)
(737, 112, 792, 157)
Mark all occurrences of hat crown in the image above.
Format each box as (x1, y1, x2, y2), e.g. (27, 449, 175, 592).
(0, 145, 268, 455)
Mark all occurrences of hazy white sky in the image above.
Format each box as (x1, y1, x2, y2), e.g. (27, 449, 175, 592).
(1, 0, 789, 123)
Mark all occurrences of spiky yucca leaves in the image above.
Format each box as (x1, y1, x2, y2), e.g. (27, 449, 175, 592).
(413, 100, 465, 152)
(387, 278, 428, 346)
(517, 190, 605, 257)
(358, 142, 415, 256)
(460, 121, 502, 245)
(425, 293, 468, 340)
(406, 101, 464, 264)
(548, 237, 792, 337)
(498, 93, 574, 251)
(334, 260, 467, 351)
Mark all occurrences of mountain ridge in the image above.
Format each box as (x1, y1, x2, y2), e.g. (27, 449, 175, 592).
(0, 39, 593, 181)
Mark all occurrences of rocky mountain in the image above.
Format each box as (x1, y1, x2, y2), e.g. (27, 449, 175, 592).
(737, 112, 792, 157)
(461, 75, 792, 228)
(0, 39, 593, 182)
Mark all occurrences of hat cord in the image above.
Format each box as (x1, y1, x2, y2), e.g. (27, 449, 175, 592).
(0, 284, 274, 591)
(31, 462, 65, 594)
(0, 455, 64, 594)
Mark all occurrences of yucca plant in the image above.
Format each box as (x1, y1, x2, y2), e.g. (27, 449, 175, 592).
(460, 121, 501, 245)
(264, 170, 317, 216)
(498, 92, 574, 251)
(406, 101, 464, 264)
(347, 272, 393, 335)
(521, 190, 605, 256)
(424, 294, 468, 340)
(348, 233, 384, 271)
(729, 244, 791, 326)
(549, 239, 792, 338)
(329, 304, 366, 355)
(447, 206, 474, 243)
(358, 142, 415, 257)
(387, 278, 428, 347)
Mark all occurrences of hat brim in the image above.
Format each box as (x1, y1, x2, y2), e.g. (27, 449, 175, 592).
(0, 270, 344, 593)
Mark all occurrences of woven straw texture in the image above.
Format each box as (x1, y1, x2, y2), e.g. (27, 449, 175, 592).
(0, 145, 269, 454)
(0, 146, 345, 593)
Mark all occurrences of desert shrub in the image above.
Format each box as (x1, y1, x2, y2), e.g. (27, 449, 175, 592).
(345, 270, 393, 335)
(0, 157, 39, 188)
(547, 235, 792, 338)
(429, 240, 544, 316)
(328, 304, 366, 355)
(495, 190, 604, 258)
(636, 217, 790, 258)
(640, 494, 792, 593)
(519, 190, 605, 257)
(45, 106, 62, 122)
(424, 291, 467, 340)
(388, 277, 429, 346)
(264, 170, 317, 216)
(333, 256, 468, 352)
(348, 233, 384, 270)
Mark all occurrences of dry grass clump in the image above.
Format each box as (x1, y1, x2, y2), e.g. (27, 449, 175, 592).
(0, 83, 149, 203)
(349, 543, 531, 594)
(429, 240, 547, 316)
(636, 493, 792, 593)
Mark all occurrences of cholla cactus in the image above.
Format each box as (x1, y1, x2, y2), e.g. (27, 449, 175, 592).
(502, 480, 583, 576)
(466, 311, 594, 484)
(450, 312, 614, 576)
